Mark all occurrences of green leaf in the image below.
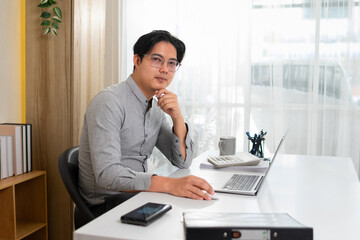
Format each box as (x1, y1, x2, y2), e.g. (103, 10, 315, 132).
(41, 20, 51, 26)
(52, 22, 59, 29)
(43, 27, 50, 35)
(37, 2, 51, 8)
(40, 11, 51, 18)
(52, 16, 62, 23)
(51, 28, 57, 36)
(49, 0, 57, 5)
(53, 7, 62, 19)
(40, 0, 48, 4)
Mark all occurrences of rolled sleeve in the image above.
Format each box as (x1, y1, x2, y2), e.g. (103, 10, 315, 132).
(156, 120, 194, 169)
(133, 172, 153, 190)
(171, 123, 194, 168)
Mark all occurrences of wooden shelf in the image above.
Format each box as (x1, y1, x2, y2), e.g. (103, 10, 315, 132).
(17, 222, 47, 239)
(0, 171, 47, 240)
(0, 171, 45, 189)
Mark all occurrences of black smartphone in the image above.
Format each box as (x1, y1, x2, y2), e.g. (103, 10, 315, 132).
(120, 202, 172, 226)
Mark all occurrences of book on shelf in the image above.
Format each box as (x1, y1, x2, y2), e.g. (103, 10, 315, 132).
(0, 125, 23, 176)
(26, 124, 32, 172)
(0, 123, 33, 176)
(0, 136, 8, 179)
(0, 136, 15, 179)
(6, 136, 14, 177)
(21, 125, 27, 173)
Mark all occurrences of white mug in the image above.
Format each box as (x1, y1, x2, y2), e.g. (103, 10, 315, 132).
(218, 136, 236, 156)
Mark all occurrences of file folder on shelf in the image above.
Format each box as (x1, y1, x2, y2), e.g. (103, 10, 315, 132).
(183, 212, 313, 240)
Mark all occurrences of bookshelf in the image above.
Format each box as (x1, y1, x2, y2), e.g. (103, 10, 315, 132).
(0, 171, 47, 240)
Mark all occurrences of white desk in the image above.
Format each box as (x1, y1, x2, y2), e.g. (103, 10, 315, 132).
(74, 152, 360, 240)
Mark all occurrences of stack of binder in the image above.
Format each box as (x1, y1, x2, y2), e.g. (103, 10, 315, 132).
(183, 212, 313, 240)
(0, 123, 32, 179)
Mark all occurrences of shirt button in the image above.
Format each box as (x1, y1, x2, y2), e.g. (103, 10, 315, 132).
(175, 140, 178, 143)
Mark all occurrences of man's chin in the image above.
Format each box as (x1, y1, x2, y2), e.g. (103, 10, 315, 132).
(153, 82, 169, 90)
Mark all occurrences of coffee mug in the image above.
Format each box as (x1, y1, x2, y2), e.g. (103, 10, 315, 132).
(218, 136, 236, 156)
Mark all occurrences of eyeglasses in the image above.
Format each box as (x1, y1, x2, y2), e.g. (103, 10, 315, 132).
(143, 54, 181, 72)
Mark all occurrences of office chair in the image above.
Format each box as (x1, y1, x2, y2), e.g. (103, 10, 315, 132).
(58, 146, 95, 229)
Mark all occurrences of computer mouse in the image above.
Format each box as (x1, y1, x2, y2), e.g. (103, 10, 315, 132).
(202, 190, 219, 200)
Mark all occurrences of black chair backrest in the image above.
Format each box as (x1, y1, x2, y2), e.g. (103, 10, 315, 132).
(58, 146, 94, 227)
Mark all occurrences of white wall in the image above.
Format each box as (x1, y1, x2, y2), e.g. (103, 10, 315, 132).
(0, 0, 24, 123)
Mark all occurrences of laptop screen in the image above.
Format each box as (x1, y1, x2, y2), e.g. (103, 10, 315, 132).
(267, 131, 288, 171)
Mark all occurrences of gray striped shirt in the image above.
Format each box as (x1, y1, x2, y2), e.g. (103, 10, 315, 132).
(78, 75, 194, 205)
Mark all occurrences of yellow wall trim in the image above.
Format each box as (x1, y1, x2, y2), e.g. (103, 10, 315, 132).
(21, 0, 26, 122)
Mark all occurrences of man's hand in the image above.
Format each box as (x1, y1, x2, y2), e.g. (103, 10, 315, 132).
(155, 89, 182, 120)
(148, 175, 215, 200)
(167, 175, 215, 200)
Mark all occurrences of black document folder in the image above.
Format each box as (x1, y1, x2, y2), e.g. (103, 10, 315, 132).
(183, 212, 313, 240)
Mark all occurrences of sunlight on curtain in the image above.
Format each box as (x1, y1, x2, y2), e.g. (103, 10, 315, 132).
(250, 0, 360, 174)
(119, 0, 360, 176)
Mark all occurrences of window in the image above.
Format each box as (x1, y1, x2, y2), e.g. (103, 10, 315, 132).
(118, 0, 360, 174)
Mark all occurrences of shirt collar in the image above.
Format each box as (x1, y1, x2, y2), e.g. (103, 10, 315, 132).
(126, 75, 150, 107)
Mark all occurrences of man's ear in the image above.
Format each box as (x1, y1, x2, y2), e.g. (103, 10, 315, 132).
(133, 54, 141, 68)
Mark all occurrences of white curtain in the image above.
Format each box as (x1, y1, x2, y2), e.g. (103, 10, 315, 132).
(117, 0, 360, 177)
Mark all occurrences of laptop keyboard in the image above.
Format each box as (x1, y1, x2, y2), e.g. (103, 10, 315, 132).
(224, 174, 260, 191)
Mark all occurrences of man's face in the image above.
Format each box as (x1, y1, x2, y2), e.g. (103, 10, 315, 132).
(133, 41, 177, 97)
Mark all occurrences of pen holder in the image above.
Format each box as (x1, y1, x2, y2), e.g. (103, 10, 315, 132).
(247, 130, 266, 158)
(248, 139, 265, 158)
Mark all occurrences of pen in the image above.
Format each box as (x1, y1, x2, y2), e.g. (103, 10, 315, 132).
(246, 131, 252, 139)
(157, 93, 165, 99)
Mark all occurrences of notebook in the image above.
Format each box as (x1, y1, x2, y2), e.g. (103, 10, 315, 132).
(209, 133, 287, 196)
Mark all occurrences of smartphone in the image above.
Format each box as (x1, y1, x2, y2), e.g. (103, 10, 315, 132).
(120, 202, 172, 226)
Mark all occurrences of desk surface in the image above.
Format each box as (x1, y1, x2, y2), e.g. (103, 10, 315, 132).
(74, 152, 360, 240)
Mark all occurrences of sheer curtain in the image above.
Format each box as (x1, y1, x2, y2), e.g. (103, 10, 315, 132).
(117, 0, 360, 176)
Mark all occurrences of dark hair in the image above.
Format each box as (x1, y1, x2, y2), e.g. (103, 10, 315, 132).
(133, 30, 186, 70)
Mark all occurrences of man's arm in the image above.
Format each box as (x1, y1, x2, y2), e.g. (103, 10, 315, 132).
(153, 90, 216, 200)
(172, 114, 187, 159)
(155, 89, 187, 159)
(155, 117, 193, 169)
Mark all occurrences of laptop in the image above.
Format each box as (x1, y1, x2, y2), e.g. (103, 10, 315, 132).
(208, 133, 287, 196)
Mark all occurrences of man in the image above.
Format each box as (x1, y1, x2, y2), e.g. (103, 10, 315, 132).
(78, 30, 214, 216)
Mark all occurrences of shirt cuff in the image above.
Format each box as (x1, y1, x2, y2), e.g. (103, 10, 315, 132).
(133, 172, 153, 190)
(172, 122, 193, 148)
